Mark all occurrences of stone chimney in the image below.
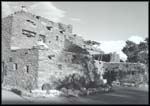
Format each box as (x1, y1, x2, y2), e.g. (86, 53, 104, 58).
(21, 6, 27, 12)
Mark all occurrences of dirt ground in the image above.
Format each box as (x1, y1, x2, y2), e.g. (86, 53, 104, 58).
(2, 86, 148, 104)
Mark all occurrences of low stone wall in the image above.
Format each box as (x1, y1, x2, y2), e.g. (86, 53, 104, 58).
(102, 62, 146, 73)
(100, 62, 147, 85)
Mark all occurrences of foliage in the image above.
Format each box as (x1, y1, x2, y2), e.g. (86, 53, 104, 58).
(42, 83, 51, 94)
(57, 56, 104, 90)
(122, 37, 148, 64)
(11, 88, 22, 96)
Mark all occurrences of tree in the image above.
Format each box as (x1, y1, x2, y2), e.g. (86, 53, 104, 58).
(122, 40, 139, 62)
(122, 37, 148, 64)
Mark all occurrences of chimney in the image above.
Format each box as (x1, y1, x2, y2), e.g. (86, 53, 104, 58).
(21, 6, 27, 12)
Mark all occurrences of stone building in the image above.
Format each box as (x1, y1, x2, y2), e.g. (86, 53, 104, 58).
(2, 10, 104, 90)
(2, 10, 146, 90)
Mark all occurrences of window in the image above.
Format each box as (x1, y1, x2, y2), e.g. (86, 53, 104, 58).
(58, 64, 62, 70)
(26, 20, 36, 26)
(22, 29, 36, 37)
(9, 57, 13, 62)
(48, 55, 55, 60)
(60, 30, 64, 34)
(36, 16, 40, 19)
(11, 50, 16, 52)
(13, 63, 17, 71)
(73, 34, 77, 37)
(46, 26, 53, 31)
(56, 36, 59, 41)
(48, 56, 52, 59)
(25, 52, 28, 54)
(39, 34, 46, 43)
(26, 65, 29, 73)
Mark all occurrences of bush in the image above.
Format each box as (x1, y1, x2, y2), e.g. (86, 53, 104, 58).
(11, 88, 22, 96)
(42, 83, 51, 94)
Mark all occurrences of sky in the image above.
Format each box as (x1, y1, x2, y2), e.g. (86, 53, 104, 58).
(2, 2, 148, 60)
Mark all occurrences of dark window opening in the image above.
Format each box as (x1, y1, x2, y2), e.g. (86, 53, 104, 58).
(60, 30, 64, 34)
(22, 29, 36, 37)
(58, 64, 62, 70)
(13, 63, 17, 70)
(26, 65, 29, 73)
(72, 55, 77, 60)
(56, 36, 59, 41)
(11, 50, 16, 52)
(49, 41, 51, 43)
(36, 16, 40, 19)
(48, 55, 55, 60)
(39, 34, 46, 43)
(92, 54, 111, 62)
(9, 57, 13, 62)
(25, 52, 28, 54)
(132, 71, 135, 75)
(46, 26, 53, 31)
(26, 20, 36, 26)
(73, 34, 77, 37)
(48, 56, 52, 59)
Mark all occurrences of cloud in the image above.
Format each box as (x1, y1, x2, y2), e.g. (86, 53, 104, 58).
(2, 2, 65, 22)
(98, 40, 127, 61)
(128, 35, 144, 44)
(70, 18, 81, 22)
(98, 36, 145, 61)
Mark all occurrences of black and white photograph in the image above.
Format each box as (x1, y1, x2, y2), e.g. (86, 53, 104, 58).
(1, 1, 149, 104)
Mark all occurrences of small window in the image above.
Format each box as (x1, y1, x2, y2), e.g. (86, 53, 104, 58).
(58, 64, 62, 70)
(22, 29, 36, 37)
(25, 52, 28, 54)
(56, 36, 59, 41)
(36, 16, 40, 19)
(73, 34, 77, 37)
(48, 56, 52, 59)
(39, 34, 46, 43)
(60, 30, 64, 34)
(9, 57, 13, 62)
(26, 65, 29, 73)
(48, 55, 55, 60)
(13, 63, 17, 71)
(46, 26, 53, 31)
(26, 20, 36, 26)
(11, 50, 16, 52)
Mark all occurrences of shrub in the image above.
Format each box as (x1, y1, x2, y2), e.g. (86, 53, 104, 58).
(42, 83, 51, 94)
(11, 88, 22, 96)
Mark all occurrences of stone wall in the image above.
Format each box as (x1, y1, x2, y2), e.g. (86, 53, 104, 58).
(99, 62, 146, 83)
(2, 17, 13, 84)
(37, 49, 84, 89)
(3, 49, 39, 90)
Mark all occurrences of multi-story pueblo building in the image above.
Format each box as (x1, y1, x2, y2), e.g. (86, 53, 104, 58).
(2, 9, 146, 91)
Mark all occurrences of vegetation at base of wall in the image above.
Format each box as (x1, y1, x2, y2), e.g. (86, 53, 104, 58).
(41, 83, 52, 94)
(11, 88, 22, 96)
